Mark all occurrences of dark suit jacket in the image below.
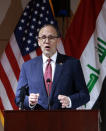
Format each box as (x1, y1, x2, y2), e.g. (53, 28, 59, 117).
(15, 53, 90, 110)
(92, 76, 106, 131)
(100, 77, 106, 131)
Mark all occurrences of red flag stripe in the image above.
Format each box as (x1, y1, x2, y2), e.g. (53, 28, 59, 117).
(10, 34, 24, 69)
(0, 63, 18, 110)
(64, 0, 104, 58)
(0, 80, 13, 109)
(0, 98, 4, 116)
(0, 98, 4, 110)
(36, 48, 42, 56)
(5, 44, 20, 80)
(23, 48, 42, 62)
(23, 54, 31, 62)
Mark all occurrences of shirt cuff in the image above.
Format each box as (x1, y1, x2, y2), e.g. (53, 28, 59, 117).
(66, 97, 72, 108)
(29, 103, 36, 109)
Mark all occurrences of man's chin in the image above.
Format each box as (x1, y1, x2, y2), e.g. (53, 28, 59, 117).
(45, 51, 55, 58)
(43, 50, 56, 57)
(44, 52, 51, 57)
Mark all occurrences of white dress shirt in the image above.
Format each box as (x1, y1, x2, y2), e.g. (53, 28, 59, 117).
(42, 52, 57, 81)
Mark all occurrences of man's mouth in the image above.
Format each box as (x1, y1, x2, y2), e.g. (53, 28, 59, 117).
(45, 46, 50, 49)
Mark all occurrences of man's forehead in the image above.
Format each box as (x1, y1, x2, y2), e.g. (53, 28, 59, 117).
(39, 25, 57, 34)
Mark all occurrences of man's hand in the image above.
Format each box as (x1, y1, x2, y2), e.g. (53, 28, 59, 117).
(29, 93, 39, 106)
(58, 95, 70, 108)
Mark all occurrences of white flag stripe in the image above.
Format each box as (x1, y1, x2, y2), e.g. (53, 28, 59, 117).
(57, 40, 65, 55)
(1, 52, 17, 94)
(29, 50, 37, 59)
(81, 34, 101, 76)
(10, 34, 24, 69)
(86, 80, 101, 109)
(0, 80, 13, 110)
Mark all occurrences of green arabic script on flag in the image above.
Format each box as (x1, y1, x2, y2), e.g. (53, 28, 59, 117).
(97, 37, 106, 63)
(87, 37, 106, 94)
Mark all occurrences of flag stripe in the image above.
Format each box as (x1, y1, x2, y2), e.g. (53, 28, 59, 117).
(23, 54, 31, 62)
(36, 48, 42, 56)
(1, 52, 17, 94)
(57, 40, 65, 55)
(5, 44, 20, 80)
(0, 98, 4, 126)
(0, 63, 18, 109)
(0, 98, 4, 111)
(0, 98, 4, 127)
(29, 51, 37, 59)
(10, 34, 24, 69)
(0, 80, 13, 110)
(64, 0, 105, 59)
(0, 99, 4, 128)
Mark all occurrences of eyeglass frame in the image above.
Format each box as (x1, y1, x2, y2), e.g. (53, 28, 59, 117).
(38, 35, 59, 42)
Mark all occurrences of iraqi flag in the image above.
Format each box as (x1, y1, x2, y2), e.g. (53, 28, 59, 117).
(64, 0, 106, 109)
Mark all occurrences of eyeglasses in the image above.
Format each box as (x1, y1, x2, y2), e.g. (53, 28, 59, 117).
(38, 35, 59, 42)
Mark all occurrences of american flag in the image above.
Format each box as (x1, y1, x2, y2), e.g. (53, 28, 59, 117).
(0, 0, 60, 111)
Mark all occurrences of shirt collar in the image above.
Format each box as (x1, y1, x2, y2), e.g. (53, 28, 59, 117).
(42, 52, 57, 64)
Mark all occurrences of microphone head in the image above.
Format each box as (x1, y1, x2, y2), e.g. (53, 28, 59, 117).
(46, 78, 51, 83)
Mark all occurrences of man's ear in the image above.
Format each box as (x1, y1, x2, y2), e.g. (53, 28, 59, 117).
(38, 40, 40, 47)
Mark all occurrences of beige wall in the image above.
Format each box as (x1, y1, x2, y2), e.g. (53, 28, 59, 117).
(0, 0, 29, 58)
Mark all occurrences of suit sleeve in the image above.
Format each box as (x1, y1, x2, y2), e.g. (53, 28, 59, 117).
(15, 63, 29, 109)
(69, 59, 90, 109)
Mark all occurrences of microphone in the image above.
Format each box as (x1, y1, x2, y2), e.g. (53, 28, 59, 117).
(19, 85, 28, 110)
(46, 78, 51, 83)
(46, 78, 51, 110)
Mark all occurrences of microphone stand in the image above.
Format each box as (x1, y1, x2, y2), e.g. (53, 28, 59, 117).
(46, 79, 51, 110)
(19, 85, 28, 110)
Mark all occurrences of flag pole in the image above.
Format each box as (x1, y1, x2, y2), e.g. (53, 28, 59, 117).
(0, 111, 4, 127)
(49, 0, 55, 17)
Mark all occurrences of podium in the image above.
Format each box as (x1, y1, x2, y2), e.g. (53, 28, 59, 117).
(4, 110, 99, 131)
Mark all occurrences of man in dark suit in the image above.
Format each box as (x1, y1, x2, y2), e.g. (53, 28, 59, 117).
(100, 77, 106, 131)
(93, 77, 106, 131)
(15, 24, 90, 110)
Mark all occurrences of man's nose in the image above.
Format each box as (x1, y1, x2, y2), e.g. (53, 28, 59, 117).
(45, 37, 49, 42)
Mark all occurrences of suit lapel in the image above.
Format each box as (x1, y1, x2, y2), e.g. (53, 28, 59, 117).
(50, 53, 65, 98)
(35, 56, 48, 96)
